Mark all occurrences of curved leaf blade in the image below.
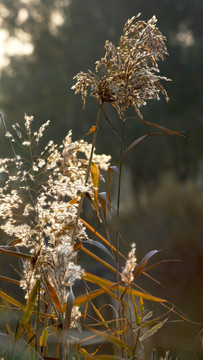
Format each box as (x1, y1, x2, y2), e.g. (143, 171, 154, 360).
(82, 239, 114, 259)
(133, 250, 159, 278)
(83, 272, 166, 303)
(139, 318, 168, 341)
(0, 290, 22, 308)
(43, 274, 63, 313)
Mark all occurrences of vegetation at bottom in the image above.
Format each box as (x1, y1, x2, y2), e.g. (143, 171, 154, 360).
(0, 14, 202, 360)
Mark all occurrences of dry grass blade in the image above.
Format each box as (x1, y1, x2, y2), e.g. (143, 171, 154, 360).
(26, 322, 35, 348)
(91, 161, 100, 213)
(124, 135, 147, 154)
(139, 318, 168, 342)
(97, 282, 127, 307)
(132, 294, 141, 327)
(79, 347, 125, 360)
(90, 301, 111, 332)
(82, 239, 113, 259)
(64, 282, 75, 333)
(43, 274, 63, 313)
(133, 250, 159, 278)
(81, 218, 126, 260)
(0, 275, 20, 285)
(73, 288, 106, 307)
(0, 290, 23, 308)
(128, 116, 184, 136)
(16, 279, 40, 340)
(124, 130, 184, 155)
(39, 328, 49, 347)
(84, 326, 133, 356)
(0, 248, 31, 260)
(80, 245, 117, 274)
(83, 272, 166, 302)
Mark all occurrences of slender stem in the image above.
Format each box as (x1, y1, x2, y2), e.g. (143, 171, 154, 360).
(115, 116, 125, 355)
(115, 117, 125, 283)
(71, 104, 103, 245)
(35, 282, 41, 358)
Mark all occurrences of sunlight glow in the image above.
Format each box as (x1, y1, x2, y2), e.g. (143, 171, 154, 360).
(0, 29, 34, 69)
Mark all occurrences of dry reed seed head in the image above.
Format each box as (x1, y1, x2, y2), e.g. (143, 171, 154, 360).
(121, 243, 137, 284)
(0, 115, 111, 320)
(160, 352, 178, 360)
(72, 14, 170, 118)
(24, 113, 34, 134)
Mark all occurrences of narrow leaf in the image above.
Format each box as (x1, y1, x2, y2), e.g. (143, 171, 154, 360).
(64, 283, 75, 333)
(8, 238, 23, 246)
(0, 275, 20, 285)
(91, 302, 110, 331)
(81, 218, 126, 260)
(108, 165, 119, 176)
(128, 116, 184, 136)
(85, 191, 96, 210)
(134, 250, 159, 278)
(80, 246, 117, 274)
(99, 192, 116, 212)
(39, 328, 49, 347)
(66, 196, 81, 207)
(43, 274, 63, 313)
(99, 192, 107, 225)
(79, 349, 124, 360)
(16, 279, 40, 339)
(83, 272, 166, 303)
(132, 294, 141, 326)
(85, 326, 133, 356)
(91, 357, 126, 360)
(0, 290, 22, 308)
(98, 283, 126, 307)
(82, 239, 114, 259)
(0, 248, 31, 260)
(26, 322, 35, 348)
(139, 297, 144, 319)
(73, 288, 106, 307)
(125, 135, 147, 154)
(143, 311, 153, 321)
(91, 161, 99, 212)
(139, 318, 168, 341)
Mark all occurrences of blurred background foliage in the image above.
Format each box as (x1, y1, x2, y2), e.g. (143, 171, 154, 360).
(0, 0, 202, 358)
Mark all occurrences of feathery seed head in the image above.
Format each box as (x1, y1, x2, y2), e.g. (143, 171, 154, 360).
(72, 14, 170, 118)
(0, 115, 111, 323)
(121, 243, 137, 284)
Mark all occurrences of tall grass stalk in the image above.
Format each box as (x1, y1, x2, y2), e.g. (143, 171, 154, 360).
(115, 117, 126, 354)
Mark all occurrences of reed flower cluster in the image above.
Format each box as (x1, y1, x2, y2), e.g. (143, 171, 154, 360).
(72, 14, 170, 118)
(121, 242, 137, 284)
(0, 115, 110, 324)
